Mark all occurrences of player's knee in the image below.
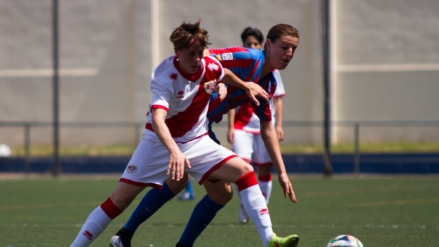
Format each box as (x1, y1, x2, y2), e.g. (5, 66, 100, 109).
(207, 185, 233, 205)
(109, 191, 136, 210)
(165, 174, 189, 195)
(110, 182, 145, 209)
(241, 162, 254, 175)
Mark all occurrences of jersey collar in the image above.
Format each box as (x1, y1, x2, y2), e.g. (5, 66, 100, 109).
(173, 56, 204, 82)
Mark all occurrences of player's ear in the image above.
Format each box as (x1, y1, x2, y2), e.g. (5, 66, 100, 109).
(203, 49, 210, 56)
(174, 48, 179, 56)
(265, 39, 272, 52)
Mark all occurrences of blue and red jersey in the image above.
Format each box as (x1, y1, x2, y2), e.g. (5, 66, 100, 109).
(207, 47, 277, 124)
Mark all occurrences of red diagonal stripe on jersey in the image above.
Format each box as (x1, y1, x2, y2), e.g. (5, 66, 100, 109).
(245, 60, 260, 82)
(219, 59, 253, 69)
(164, 57, 222, 137)
(234, 102, 254, 129)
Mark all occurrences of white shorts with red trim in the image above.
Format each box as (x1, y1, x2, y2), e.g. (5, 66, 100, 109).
(232, 129, 272, 166)
(120, 131, 237, 188)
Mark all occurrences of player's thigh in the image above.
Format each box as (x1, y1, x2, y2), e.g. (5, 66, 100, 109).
(121, 137, 170, 187)
(203, 180, 233, 205)
(231, 130, 254, 162)
(109, 181, 146, 210)
(208, 156, 254, 183)
(182, 136, 236, 183)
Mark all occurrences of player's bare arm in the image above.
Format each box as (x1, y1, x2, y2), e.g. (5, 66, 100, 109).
(151, 108, 191, 181)
(273, 97, 284, 141)
(227, 109, 236, 144)
(260, 121, 297, 203)
(221, 68, 269, 106)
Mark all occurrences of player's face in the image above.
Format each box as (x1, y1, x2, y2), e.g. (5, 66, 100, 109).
(175, 40, 204, 74)
(266, 35, 299, 70)
(244, 36, 262, 49)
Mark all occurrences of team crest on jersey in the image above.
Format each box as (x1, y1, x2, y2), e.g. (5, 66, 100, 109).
(126, 164, 138, 174)
(221, 52, 233, 60)
(177, 90, 185, 98)
(169, 73, 177, 80)
(204, 80, 217, 95)
(207, 62, 219, 71)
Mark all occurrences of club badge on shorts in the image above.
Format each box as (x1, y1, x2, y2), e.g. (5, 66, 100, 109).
(126, 164, 138, 174)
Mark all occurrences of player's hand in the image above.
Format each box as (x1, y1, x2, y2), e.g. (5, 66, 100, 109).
(227, 127, 235, 144)
(167, 149, 191, 181)
(276, 126, 284, 141)
(278, 173, 297, 203)
(246, 83, 269, 106)
(215, 82, 227, 101)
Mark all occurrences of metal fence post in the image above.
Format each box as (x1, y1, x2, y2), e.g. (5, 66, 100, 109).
(24, 123, 31, 176)
(52, 0, 61, 177)
(354, 123, 360, 174)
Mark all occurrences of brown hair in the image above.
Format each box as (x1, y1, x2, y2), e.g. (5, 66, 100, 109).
(170, 19, 211, 50)
(266, 24, 299, 44)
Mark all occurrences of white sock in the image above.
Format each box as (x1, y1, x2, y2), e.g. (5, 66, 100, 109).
(258, 180, 272, 204)
(239, 184, 274, 247)
(70, 206, 112, 247)
(234, 183, 244, 207)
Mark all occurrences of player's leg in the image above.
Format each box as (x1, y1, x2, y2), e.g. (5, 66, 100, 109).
(253, 134, 274, 204)
(231, 129, 254, 223)
(70, 182, 145, 247)
(176, 180, 232, 247)
(185, 136, 299, 247)
(71, 135, 170, 247)
(111, 175, 189, 247)
(209, 158, 298, 247)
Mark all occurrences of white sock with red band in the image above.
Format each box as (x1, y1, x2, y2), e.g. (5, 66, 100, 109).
(236, 172, 273, 247)
(258, 174, 273, 204)
(70, 198, 123, 247)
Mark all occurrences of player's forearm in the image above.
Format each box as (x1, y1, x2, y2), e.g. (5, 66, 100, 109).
(228, 109, 235, 129)
(260, 121, 287, 175)
(274, 97, 283, 128)
(151, 110, 179, 153)
(222, 69, 250, 90)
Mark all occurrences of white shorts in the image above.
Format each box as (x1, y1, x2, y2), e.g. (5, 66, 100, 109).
(232, 129, 272, 166)
(120, 130, 237, 188)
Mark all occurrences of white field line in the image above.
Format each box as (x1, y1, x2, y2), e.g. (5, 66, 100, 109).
(0, 223, 436, 230)
(0, 68, 99, 77)
(336, 63, 439, 72)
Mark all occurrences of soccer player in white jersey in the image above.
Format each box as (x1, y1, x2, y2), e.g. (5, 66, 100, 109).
(229, 27, 287, 224)
(70, 20, 298, 247)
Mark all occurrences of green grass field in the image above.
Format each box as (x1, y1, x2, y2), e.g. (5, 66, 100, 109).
(1, 175, 438, 246)
(9, 141, 439, 156)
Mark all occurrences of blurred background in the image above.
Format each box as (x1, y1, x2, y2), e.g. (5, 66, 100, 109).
(1, 0, 439, 174)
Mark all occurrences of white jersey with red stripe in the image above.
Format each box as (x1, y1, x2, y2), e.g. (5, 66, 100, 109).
(145, 55, 224, 143)
(234, 69, 285, 134)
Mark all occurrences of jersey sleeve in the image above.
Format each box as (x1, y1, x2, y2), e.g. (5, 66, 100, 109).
(272, 69, 286, 98)
(149, 73, 172, 112)
(253, 99, 272, 122)
(208, 47, 263, 82)
(205, 56, 225, 82)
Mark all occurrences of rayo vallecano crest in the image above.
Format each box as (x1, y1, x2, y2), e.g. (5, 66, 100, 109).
(204, 79, 217, 95)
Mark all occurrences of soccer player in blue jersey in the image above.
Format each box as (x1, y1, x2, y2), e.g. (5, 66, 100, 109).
(229, 27, 288, 224)
(110, 23, 300, 247)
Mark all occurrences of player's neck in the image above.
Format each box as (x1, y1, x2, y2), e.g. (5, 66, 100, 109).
(261, 61, 274, 79)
